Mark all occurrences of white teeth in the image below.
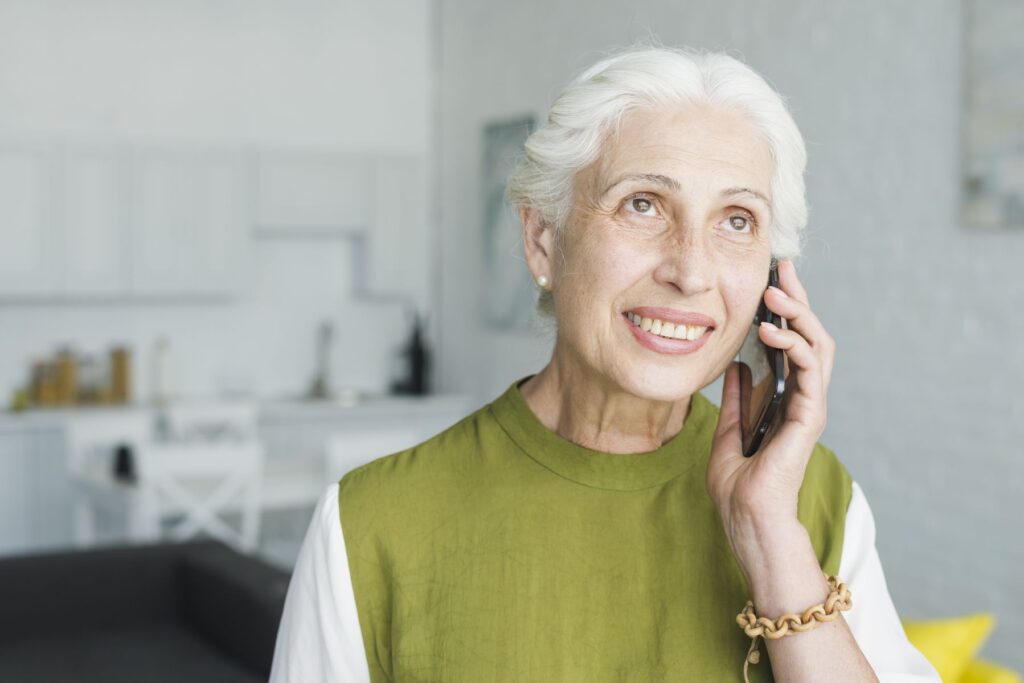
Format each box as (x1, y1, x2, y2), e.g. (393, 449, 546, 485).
(627, 312, 708, 341)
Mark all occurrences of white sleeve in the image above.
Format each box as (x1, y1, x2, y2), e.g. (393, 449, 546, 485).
(269, 482, 372, 683)
(840, 480, 941, 682)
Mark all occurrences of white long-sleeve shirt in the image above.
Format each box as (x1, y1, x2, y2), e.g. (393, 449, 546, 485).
(269, 479, 941, 682)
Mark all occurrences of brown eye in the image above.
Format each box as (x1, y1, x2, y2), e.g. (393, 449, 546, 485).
(725, 214, 754, 233)
(625, 195, 657, 216)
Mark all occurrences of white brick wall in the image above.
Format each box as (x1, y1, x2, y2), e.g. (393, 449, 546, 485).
(437, 0, 1024, 670)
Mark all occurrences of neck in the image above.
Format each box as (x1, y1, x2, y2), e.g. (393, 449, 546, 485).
(518, 344, 691, 454)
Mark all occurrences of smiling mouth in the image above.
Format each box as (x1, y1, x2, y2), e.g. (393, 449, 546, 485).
(622, 311, 713, 341)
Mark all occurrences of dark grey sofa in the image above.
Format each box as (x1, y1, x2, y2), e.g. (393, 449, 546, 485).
(0, 540, 291, 682)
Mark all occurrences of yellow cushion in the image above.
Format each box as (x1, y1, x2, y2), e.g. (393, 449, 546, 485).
(960, 659, 1023, 683)
(900, 613, 995, 683)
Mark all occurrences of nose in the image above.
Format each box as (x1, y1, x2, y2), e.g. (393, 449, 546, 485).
(652, 228, 714, 296)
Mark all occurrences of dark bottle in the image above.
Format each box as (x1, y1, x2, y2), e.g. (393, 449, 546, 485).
(390, 311, 431, 395)
(112, 443, 136, 484)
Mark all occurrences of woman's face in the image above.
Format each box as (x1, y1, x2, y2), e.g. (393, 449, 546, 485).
(549, 103, 775, 401)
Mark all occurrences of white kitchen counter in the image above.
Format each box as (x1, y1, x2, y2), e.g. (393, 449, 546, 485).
(0, 391, 476, 431)
(0, 390, 477, 558)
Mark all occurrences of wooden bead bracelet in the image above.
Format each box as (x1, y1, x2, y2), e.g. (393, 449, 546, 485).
(735, 573, 852, 682)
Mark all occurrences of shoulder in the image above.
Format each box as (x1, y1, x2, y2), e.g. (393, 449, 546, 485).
(339, 402, 489, 486)
(336, 401, 495, 528)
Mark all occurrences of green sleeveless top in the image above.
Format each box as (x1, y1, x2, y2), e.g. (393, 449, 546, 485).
(338, 375, 853, 682)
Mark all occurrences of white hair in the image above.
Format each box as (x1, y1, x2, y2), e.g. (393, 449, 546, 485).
(506, 42, 809, 327)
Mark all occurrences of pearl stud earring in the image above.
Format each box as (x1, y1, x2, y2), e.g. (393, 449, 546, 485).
(536, 274, 549, 288)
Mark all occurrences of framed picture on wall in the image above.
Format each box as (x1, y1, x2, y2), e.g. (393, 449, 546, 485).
(960, 0, 1024, 230)
(480, 115, 537, 331)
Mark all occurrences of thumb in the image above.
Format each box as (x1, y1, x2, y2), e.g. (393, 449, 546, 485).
(713, 361, 743, 457)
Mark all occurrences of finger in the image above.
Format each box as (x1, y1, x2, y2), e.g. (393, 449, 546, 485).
(776, 259, 810, 307)
(758, 323, 826, 433)
(758, 415, 821, 485)
(763, 286, 835, 391)
(706, 362, 745, 503)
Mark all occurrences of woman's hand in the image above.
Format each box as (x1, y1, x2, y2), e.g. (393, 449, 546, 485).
(705, 259, 837, 573)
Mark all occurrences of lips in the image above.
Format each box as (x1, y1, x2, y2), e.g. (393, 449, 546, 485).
(625, 306, 717, 328)
(622, 312, 713, 355)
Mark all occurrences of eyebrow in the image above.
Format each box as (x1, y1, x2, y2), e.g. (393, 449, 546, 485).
(601, 173, 772, 209)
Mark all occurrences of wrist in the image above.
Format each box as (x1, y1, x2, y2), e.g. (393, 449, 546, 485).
(725, 504, 806, 561)
(730, 519, 832, 618)
(730, 515, 809, 582)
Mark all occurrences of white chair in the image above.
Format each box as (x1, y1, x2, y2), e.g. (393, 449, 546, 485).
(130, 437, 264, 553)
(325, 426, 425, 482)
(156, 400, 260, 443)
(136, 399, 264, 554)
(65, 412, 151, 548)
(66, 400, 266, 555)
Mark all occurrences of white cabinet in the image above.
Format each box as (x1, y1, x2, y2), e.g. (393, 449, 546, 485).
(0, 431, 32, 554)
(63, 148, 127, 296)
(252, 150, 433, 313)
(29, 428, 72, 551)
(0, 145, 61, 297)
(0, 143, 249, 301)
(253, 151, 372, 234)
(367, 155, 431, 311)
(0, 426, 71, 556)
(0, 142, 429, 305)
(128, 149, 249, 297)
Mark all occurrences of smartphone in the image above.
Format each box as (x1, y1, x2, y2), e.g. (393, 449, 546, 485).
(736, 259, 790, 457)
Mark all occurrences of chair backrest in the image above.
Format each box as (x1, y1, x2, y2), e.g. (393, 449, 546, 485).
(134, 432, 265, 555)
(64, 411, 152, 480)
(156, 400, 260, 443)
(325, 426, 425, 481)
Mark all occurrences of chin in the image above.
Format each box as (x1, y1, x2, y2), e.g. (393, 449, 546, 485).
(618, 369, 699, 402)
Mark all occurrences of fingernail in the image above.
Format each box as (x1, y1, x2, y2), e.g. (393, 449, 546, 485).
(768, 286, 788, 298)
(760, 321, 778, 331)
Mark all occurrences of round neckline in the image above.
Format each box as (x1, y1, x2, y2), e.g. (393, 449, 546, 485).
(488, 374, 717, 491)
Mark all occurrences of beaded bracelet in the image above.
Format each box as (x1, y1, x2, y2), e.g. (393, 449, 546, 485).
(735, 573, 852, 683)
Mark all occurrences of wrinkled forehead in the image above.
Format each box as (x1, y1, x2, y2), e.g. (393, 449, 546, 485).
(576, 103, 774, 203)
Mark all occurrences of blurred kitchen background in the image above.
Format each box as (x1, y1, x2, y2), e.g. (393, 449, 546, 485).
(0, 0, 1021, 678)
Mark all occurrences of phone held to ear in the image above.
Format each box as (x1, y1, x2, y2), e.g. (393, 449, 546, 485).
(737, 258, 790, 457)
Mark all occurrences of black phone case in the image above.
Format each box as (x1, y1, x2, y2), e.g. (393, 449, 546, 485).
(742, 260, 787, 457)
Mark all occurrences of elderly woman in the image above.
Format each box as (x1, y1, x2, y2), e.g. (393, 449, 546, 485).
(270, 46, 941, 682)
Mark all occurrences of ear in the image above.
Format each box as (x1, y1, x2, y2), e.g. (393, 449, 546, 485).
(519, 205, 557, 283)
